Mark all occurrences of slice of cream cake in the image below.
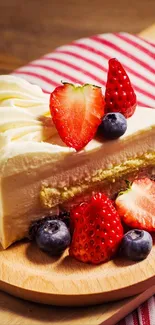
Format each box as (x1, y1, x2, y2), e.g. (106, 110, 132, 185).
(0, 75, 155, 249)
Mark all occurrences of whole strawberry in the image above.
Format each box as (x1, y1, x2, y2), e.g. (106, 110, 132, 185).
(69, 193, 123, 264)
(105, 58, 137, 118)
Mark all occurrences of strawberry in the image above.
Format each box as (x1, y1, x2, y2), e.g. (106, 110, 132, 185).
(50, 83, 105, 151)
(115, 178, 155, 231)
(69, 193, 123, 264)
(105, 58, 137, 118)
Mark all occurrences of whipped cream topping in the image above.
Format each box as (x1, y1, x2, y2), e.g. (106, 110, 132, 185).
(0, 75, 50, 116)
(0, 75, 59, 147)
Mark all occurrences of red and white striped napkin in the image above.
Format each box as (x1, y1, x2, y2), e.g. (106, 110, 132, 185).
(12, 32, 155, 324)
(117, 296, 155, 325)
(12, 33, 155, 108)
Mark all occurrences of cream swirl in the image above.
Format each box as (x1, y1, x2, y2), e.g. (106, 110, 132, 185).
(0, 75, 50, 116)
(0, 75, 58, 147)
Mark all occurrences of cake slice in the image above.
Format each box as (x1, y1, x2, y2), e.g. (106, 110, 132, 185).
(0, 75, 155, 249)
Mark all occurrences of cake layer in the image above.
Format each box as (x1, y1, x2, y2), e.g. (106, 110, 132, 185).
(61, 165, 155, 208)
(41, 153, 155, 208)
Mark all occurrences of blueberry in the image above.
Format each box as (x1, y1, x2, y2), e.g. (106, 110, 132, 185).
(29, 211, 70, 240)
(35, 219, 71, 255)
(120, 229, 153, 261)
(99, 112, 127, 139)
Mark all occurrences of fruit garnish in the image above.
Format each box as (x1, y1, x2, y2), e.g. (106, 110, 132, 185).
(29, 211, 70, 240)
(50, 83, 105, 151)
(69, 193, 123, 264)
(98, 112, 127, 139)
(34, 219, 71, 255)
(115, 178, 155, 231)
(105, 58, 137, 118)
(120, 229, 152, 261)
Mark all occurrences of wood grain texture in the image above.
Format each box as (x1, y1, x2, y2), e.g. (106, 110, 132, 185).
(0, 0, 155, 74)
(139, 24, 155, 40)
(0, 240, 155, 306)
(0, 287, 154, 325)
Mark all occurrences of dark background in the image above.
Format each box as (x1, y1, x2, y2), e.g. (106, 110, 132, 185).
(0, 0, 155, 74)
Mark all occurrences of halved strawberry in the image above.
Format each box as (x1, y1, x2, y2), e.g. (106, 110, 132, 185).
(115, 178, 155, 231)
(50, 83, 105, 151)
(105, 58, 137, 118)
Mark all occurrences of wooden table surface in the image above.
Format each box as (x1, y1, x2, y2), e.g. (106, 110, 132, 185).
(0, 0, 155, 74)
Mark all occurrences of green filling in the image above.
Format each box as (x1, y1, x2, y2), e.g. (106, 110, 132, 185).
(40, 152, 155, 208)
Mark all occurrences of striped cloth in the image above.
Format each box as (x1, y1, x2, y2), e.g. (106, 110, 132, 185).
(12, 32, 155, 324)
(117, 296, 155, 325)
(12, 33, 155, 108)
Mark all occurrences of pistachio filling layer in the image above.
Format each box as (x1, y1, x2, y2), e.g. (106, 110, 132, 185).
(40, 152, 155, 208)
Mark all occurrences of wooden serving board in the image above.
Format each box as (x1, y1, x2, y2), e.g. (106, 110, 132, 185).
(0, 239, 155, 306)
(0, 23, 154, 324)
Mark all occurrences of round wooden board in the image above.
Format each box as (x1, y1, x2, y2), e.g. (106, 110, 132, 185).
(0, 239, 155, 306)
